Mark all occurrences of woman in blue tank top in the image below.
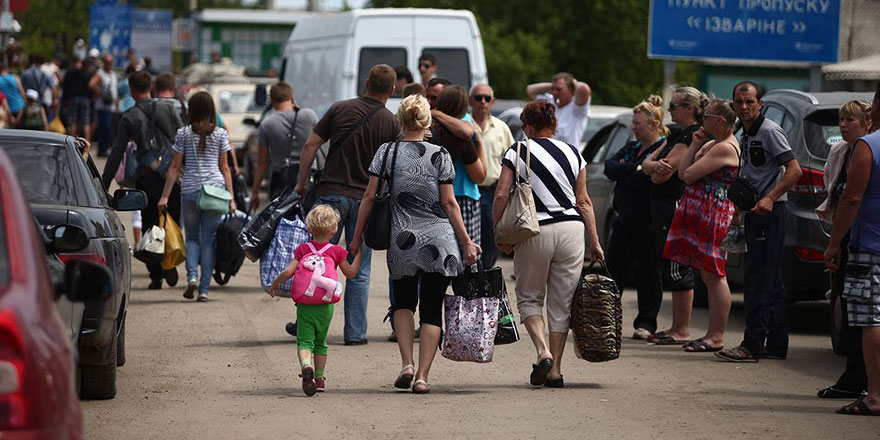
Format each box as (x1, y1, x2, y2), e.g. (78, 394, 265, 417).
(0, 62, 25, 117)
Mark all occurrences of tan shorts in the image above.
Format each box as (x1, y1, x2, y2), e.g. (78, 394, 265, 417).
(513, 221, 585, 332)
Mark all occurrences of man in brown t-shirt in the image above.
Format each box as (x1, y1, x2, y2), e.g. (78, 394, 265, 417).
(294, 64, 400, 345)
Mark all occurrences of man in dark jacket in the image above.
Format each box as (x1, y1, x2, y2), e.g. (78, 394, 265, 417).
(102, 71, 183, 290)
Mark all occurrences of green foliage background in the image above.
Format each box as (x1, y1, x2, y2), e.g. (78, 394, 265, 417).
(17, 0, 696, 105)
(370, 0, 698, 105)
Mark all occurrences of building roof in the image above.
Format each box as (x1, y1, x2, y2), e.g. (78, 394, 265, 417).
(822, 55, 880, 81)
(196, 8, 323, 25)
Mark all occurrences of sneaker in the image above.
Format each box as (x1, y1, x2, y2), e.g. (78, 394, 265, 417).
(183, 280, 197, 299)
(301, 365, 317, 396)
(632, 328, 653, 340)
(285, 322, 298, 337)
(197, 292, 209, 302)
(315, 377, 326, 393)
(164, 267, 179, 287)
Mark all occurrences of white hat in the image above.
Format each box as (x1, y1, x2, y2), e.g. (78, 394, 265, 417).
(25, 89, 39, 101)
(88, 48, 100, 58)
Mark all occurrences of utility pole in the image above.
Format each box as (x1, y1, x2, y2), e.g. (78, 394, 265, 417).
(265, 0, 276, 9)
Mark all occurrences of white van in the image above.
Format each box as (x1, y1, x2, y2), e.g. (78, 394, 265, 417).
(282, 8, 488, 116)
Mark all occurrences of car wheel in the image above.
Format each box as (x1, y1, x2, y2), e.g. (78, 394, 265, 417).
(80, 333, 117, 400)
(116, 318, 126, 367)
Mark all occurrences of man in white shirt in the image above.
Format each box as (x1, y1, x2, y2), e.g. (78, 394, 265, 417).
(526, 72, 591, 147)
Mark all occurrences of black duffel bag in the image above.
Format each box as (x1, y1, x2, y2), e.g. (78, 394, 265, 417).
(237, 187, 302, 262)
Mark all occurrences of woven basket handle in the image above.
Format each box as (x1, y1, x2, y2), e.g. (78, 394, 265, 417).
(586, 259, 612, 278)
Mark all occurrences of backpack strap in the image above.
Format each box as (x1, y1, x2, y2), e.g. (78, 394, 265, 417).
(315, 243, 333, 254)
(305, 242, 318, 254)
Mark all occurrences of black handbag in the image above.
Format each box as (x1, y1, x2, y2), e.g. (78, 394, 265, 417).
(452, 261, 505, 300)
(728, 137, 772, 211)
(364, 141, 399, 250)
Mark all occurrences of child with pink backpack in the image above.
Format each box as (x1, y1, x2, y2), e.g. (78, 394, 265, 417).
(269, 204, 361, 396)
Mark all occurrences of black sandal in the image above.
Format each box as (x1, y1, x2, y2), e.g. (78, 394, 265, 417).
(836, 397, 880, 416)
(530, 358, 553, 386)
(682, 338, 723, 353)
(817, 386, 865, 399)
(545, 376, 564, 388)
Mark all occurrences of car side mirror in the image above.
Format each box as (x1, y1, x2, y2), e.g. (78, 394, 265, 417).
(254, 84, 268, 108)
(113, 189, 148, 211)
(63, 260, 114, 302)
(242, 117, 259, 128)
(51, 225, 89, 253)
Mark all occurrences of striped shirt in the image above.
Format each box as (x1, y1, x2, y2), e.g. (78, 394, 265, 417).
(502, 137, 585, 225)
(172, 125, 231, 195)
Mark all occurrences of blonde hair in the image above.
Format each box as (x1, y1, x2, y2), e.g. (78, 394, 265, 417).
(673, 86, 709, 122)
(839, 100, 872, 127)
(397, 94, 431, 131)
(707, 99, 737, 135)
(633, 95, 669, 136)
(305, 204, 340, 236)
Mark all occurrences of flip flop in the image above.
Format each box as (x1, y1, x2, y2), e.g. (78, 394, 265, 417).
(682, 338, 723, 353)
(714, 345, 758, 362)
(836, 397, 880, 416)
(412, 379, 431, 394)
(817, 386, 867, 399)
(648, 333, 689, 345)
(530, 358, 553, 386)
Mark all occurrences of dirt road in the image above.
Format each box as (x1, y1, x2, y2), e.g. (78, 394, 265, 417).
(81, 246, 879, 439)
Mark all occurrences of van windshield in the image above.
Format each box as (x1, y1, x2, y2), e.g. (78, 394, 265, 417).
(803, 109, 840, 160)
(358, 48, 407, 95)
(421, 48, 471, 90)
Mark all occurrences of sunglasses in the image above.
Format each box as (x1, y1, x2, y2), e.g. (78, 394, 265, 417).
(704, 112, 726, 121)
(471, 94, 492, 103)
(668, 102, 684, 111)
(419, 63, 433, 69)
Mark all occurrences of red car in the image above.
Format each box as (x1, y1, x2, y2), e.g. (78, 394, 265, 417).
(0, 148, 111, 439)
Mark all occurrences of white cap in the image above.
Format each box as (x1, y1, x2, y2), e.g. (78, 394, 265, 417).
(25, 89, 39, 100)
(88, 48, 100, 58)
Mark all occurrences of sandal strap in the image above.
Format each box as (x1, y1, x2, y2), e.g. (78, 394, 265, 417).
(413, 379, 428, 386)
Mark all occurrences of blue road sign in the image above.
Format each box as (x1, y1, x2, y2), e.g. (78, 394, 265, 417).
(649, 0, 840, 64)
(89, 3, 131, 67)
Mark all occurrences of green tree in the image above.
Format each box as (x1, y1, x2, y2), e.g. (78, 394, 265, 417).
(369, 0, 697, 106)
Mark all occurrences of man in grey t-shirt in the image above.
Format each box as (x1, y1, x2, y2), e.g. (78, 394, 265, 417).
(249, 82, 317, 210)
(716, 81, 803, 363)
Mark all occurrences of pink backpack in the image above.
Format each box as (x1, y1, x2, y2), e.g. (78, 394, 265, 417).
(290, 242, 343, 305)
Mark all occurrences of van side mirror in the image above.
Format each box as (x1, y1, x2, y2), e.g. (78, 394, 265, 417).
(63, 260, 114, 302)
(113, 189, 148, 211)
(51, 225, 90, 253)
(255, 84, 268, 108)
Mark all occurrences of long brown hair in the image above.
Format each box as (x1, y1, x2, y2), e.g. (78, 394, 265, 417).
(187, 91, 216, 151)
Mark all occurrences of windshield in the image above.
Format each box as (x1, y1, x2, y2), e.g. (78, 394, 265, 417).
(803, 109, 839, 160)
(217, 90, 262, 114)
(0, 143, 75, 206)
(582, 116, 617, 148)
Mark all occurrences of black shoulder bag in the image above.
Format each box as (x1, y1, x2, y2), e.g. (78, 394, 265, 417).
(364, 140, 399, 250)
(727, 140, 770, 212)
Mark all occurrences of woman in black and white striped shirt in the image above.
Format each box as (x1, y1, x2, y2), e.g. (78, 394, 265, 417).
(158, 91, 236, 302)
(493, 100, 604, 388)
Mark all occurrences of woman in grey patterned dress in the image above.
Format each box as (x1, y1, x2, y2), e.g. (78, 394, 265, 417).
(351, 94, 480, 394)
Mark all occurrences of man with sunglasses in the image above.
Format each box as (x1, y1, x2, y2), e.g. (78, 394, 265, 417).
(526, 72, 591, 147)
(470, 84, 514, 267)
(418, 53, 438, 85)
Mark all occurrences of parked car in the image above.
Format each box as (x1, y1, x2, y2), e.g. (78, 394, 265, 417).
(0, 130, 146, 399)
(0, 147, 114, 439)
(580, 89, 873, 303)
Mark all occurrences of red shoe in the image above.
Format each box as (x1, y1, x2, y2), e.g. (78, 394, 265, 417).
(315, 377, 326, 393)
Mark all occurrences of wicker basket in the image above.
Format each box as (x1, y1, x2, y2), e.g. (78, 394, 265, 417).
(571, 263, 622, 363)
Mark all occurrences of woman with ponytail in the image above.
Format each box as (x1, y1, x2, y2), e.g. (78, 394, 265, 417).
(604, 95, 668, 341)
(158, 91, 236, 302)
(352, 94, 480, 394)
(641, 86, 708, 345)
